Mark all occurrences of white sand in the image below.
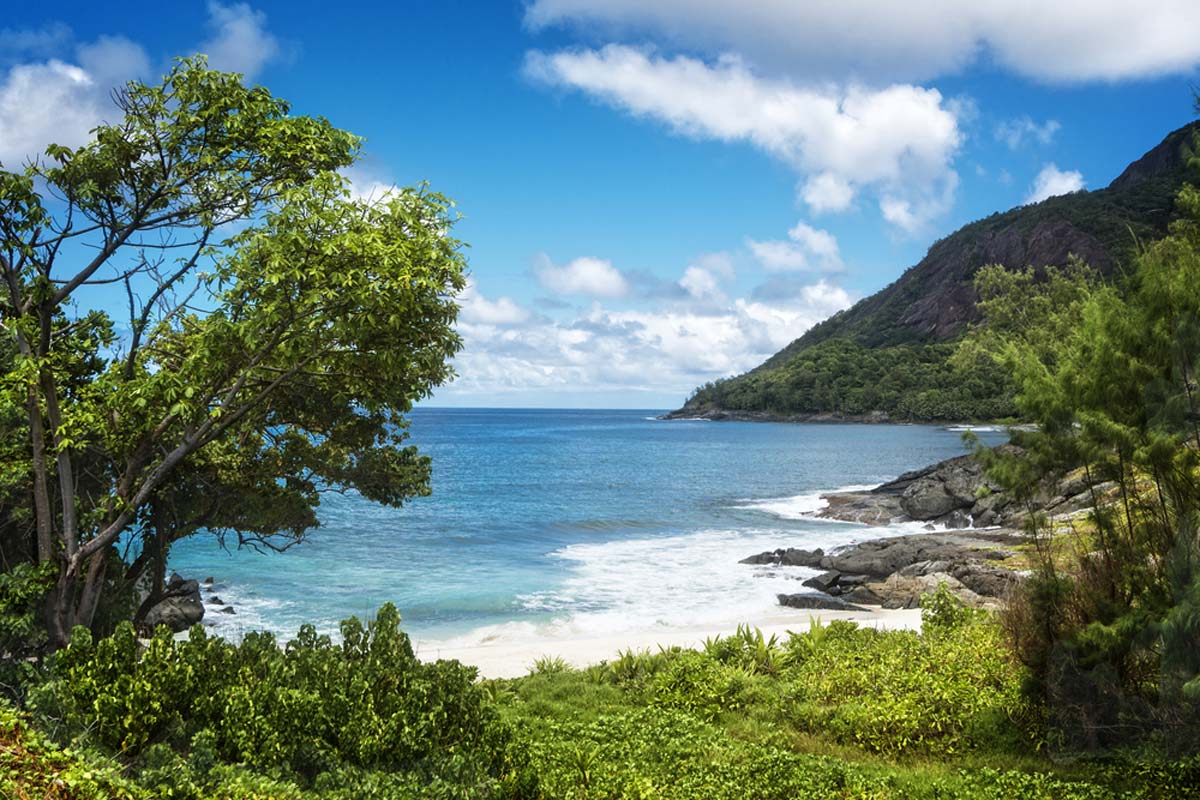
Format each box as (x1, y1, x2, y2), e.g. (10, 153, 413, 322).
(414, 607, 924, 679)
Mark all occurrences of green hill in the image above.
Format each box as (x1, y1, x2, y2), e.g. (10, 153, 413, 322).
(670, 121, 1200, 422)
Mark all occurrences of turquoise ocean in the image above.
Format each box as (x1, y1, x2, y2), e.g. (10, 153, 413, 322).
(169, 409, 1007, 649)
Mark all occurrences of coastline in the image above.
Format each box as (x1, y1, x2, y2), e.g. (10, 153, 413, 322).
(661, 407, 1011, 426)
(415, 606, 924, 679)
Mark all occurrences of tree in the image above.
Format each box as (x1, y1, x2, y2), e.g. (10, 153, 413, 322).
(0, 59, 467, 648)
(978, 170, 1200, 750)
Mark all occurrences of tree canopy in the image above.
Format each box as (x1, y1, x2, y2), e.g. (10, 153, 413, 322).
(0, 58, 467, 647)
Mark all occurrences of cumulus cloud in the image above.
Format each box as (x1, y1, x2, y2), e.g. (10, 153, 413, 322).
(1025, 163, 1085, 204)
(525, 46, 961, 231)
(525, 0, 1200, 83)
(458, 281, 532, 326)
(0, 33, 152, 167)
(446, 275, 853, 401)
(748, 220, 843, 272)
(200, 2, 281, 80)
(0, 4, 279, 168)
(995, 116, 1061, 149)
(535, 253, 630, 297)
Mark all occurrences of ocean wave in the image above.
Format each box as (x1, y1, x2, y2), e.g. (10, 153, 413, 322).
(426, 528, 836, 649)
(734, 484, 878, 520)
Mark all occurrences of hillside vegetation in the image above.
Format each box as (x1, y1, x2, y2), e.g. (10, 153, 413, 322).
(674, 122, 1199, 422)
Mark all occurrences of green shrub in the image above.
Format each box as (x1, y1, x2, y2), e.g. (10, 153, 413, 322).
(28, 604, 532, 797)
(783, 617, 1034, 755)
(0, 699, 150, 799)
(649, 650, 756, 721)
(0, 561, 55, 700)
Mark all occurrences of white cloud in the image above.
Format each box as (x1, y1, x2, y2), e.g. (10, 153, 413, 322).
(525, 46, 961, 230)
(200, 2, 280, 80)
(458, 281, 531, 326)
(749, 220, 843, 272)
(446, 276, 853, 401)
(535, 253, 630, 297)
(339, 164, 399, 203)
(801, 173, 855, 213)
(995, 116, 1060, 149)
(0, 60, 103, 166)
(787, 222, 840, 263)
(747, 240, 809, 271)
(525, 0, 1200, 83)
(1025, 163, 1085, 204)
(0, 32, 149, 167)
(0, 4, 279, 168)
(679, 266, 721, 300)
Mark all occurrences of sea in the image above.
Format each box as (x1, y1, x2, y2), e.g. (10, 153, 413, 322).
(169, 408, 1008, 650)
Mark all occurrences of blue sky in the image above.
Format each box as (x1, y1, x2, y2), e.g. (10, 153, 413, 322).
(2, 1, 1198, 408)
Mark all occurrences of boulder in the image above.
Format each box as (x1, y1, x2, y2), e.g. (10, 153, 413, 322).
(739, 548, 824, 567)
(802, 571, 841, 592)
(869, 572, 996, 610)
(842, 585, 884, 605)
(142, 573, 206, 632)
(143, 590, 204, 632)
(901, 477, 964, 520)
(219, 606, 236, 615)
(777, 593, 868, 612)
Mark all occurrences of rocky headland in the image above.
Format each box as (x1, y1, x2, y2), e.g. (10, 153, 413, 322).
(745, 445, 1109, 613)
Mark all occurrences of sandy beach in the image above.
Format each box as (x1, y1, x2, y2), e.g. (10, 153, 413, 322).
(415, 606, 924, 679)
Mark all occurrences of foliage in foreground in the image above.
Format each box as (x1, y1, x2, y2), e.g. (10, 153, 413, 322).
(966, 173, 1200, 749)
(21, 604, 531, 799)
(501, 594, 1198, 799)
(6, 592, 1200, 798)
(0, 56, 466, 648)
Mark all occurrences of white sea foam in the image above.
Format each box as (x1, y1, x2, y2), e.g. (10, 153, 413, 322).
(734, 484, 878, 520)
(188, 581, 300, 642)
(420, 525, 892, 651)
(946, 424, 1002, 433)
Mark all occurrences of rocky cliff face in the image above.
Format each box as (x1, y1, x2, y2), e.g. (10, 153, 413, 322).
(677, 121, 1199, 414)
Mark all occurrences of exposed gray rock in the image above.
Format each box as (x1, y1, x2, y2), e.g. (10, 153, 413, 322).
(739, 548, 824, 567)
(207, 596, 225, 605)
(842, 585, 884, 605)
(777, 593, 869, 612)
(867, 573, 998, 610)
(802, 571, 841, 592)
(143, 590, 204, 632)
(219, 606, 236, 615)
(816, 446, 1030, 529)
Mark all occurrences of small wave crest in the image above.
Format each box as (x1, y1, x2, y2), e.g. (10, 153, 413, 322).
(734, 484, 877, 520)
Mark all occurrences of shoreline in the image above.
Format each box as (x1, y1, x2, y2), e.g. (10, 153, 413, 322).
(414, 607, 924, 679)
(661, 408, 1011, 427)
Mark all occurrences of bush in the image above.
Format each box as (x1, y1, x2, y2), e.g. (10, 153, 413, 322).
(782, 617, 1035, 755)
(28, 604, 533, 797)
(0, 561, 55, 700)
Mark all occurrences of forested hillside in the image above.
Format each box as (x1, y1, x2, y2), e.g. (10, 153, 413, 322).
(672, 122, 1200, 422)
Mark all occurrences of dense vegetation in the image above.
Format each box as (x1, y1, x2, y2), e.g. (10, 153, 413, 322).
(677, 122, 1199, 422)
(967, 177, 1200, 751)
(4, 589, 1199, 798)
(0, 59, 466, 649)
(685, 339, 1016, 421)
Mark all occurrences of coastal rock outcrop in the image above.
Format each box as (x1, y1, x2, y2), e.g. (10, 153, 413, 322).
(739, 548, 823, 567)
(816, 447, 1021, 528)
(816, 444, 1106, 530)
(748, 530, 1024, 612)
(777, 593, 869, 612)
(142, 573, 205, 632)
